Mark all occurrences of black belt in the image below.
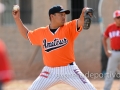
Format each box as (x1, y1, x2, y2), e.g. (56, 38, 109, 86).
(112, 49, 120, 51)
(69, 62, 74, 65)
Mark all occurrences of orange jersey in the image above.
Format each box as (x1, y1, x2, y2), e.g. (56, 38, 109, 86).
(28, 20, 82, 67)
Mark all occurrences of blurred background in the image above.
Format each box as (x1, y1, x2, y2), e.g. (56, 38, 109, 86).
(0, 0, 120, 90)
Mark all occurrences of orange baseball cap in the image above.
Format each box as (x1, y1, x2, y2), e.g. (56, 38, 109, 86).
(113, 10, 120, 18)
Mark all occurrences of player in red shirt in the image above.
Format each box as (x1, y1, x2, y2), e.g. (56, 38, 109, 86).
(12, 5, 96, 90)
(103, 10, 120, 90)
(0, 39, 13, 90)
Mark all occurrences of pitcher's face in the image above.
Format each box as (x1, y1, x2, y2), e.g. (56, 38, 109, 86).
(51, 12, 66, 26)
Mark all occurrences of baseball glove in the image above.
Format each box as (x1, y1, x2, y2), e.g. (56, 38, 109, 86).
(83, 8, 94, 30)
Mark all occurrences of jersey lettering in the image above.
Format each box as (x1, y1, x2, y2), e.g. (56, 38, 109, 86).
(28, 20, 83, 67)
(109, 30, 120, 38)
(43, 38, 68, 52)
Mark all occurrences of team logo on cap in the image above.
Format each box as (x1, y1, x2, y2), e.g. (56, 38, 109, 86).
(60, 5, 63, 9)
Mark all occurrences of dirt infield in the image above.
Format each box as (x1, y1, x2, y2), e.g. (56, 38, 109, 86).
(3, 79, 120, 90)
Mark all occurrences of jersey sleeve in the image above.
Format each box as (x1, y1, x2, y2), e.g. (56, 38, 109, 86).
(103, 25, 110, 38)
(67, 19, 83, 40)
(27, 28, 42, 45)
(0, 40, 13, 83)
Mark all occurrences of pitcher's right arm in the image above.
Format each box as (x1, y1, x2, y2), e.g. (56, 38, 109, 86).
(12, 5, 29, 39)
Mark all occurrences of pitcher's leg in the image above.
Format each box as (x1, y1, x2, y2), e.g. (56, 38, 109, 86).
(64, 69, 96, 90)
(28, 68, 59, 90)
(104, 55, 118, 90)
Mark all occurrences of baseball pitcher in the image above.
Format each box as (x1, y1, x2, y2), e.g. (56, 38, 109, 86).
(12, 5, 96, 90)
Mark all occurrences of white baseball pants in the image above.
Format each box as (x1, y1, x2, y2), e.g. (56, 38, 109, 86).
(28, 62, 96, 90)
(104, 51, 120, 90)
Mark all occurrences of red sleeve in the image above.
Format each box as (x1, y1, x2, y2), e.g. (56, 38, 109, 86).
(67, 19, 83, 40)
(104, 25, 111, 38)
(0, 40, 13, 83)
(27, 28, 42, 45)
(0, 43, 8, 71)
(0, 40, 11, 71)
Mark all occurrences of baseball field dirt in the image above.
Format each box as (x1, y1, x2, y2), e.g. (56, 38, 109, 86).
(3, 79, 120, 90)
